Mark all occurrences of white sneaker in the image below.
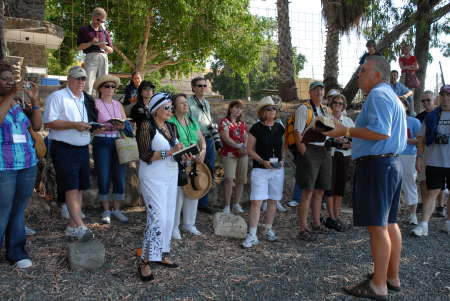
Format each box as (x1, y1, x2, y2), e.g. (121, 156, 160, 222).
(172, 228, 182, 240)
(265, 228, 278, 241)
(112, 210, 129, 223)
(101, 210, 111, 224)
(15, 259, 32, 269)
(261, 201, 267, 212)
(232, 204, 244, 213)
(276, 201, 287, 212)
(242, 234, 259, 248)
(25, 225, 36, 236)
(441, 220, 450, 234)
(223, 206, 231, 214)
(183, 226, 202, 236)
(61, 204, 86, 219)
(411, 222, 428, 237)
(65, 226, 94, 241)
(408, 214, 418, 225)
(287, 200, 299, 207)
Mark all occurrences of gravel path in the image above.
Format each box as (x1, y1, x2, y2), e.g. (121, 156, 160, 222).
(0, 205, 449, 301)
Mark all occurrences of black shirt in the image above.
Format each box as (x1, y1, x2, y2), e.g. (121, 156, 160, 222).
(416, 110, 429, 123)
(249, 121, 285, 168)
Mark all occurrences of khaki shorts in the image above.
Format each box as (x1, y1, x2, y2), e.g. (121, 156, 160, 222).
(221, 155, 248, 184)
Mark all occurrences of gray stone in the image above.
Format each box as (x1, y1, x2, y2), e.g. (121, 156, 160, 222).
(67, 240, 105, 272)
(213, 212, 247, 239)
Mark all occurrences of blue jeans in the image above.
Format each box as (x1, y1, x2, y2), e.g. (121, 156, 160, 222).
(93, 137, 126, 201)
(199, 137, 216, 207)
(0, 165, 37, 262)
(292, 181, 302, 202)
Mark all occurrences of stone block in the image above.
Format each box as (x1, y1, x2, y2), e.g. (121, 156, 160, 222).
(213, 212, 247, 239)
(68, 239, 105, 272)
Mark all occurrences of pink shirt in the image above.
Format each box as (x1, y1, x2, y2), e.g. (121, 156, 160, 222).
(95, 98, 123, 136)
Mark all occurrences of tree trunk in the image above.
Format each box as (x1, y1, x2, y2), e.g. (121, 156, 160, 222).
(413, 0, 432, 113)
(276, 0, 298, 102)
(323, 23, 340, 94)
(343, 1, 450, 104)
(0, 0, 6, 61)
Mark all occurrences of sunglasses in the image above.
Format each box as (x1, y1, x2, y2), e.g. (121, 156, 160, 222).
(75, 77, 87, 81)
(163, 105, 173, 111)
(96, 19, 106, 23)
(142, 87, 154, 91)
(196, 84, 207, 88)
(421, 98, 431, 102)
(265, 106, 278, 111)
(332, 102, 344, 105)
(101, 84, 116, 89)
(0, 77, 14, 82)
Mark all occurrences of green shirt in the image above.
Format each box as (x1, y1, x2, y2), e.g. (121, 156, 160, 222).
(168, 115, 200, 147)
(187, 95, 212, 135)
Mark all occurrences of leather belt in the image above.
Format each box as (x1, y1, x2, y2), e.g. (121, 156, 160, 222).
(355, 153, 398, 163)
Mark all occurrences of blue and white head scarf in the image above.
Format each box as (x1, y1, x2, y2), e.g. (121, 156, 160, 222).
(149, 93, 171, 114)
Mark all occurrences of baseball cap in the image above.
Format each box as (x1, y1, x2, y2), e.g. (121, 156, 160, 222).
(439, 85, 450, 95)
(326, 89, 340, 97)
(68, 66, 87, 79)
(309, 81, 324, 91)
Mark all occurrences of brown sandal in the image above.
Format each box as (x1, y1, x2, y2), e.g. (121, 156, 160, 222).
(138, 261, 154, 281)
(298, 229, 316, 241)
(367, 273, 401, 292)
(152, 256, 179, 268)
(311, 223, 330, 234)
(343, 280, 388, 300)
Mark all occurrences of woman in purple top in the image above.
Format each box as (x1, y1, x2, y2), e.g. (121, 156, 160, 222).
(0, 61, 41, 269)
(92, 75, 129, 224)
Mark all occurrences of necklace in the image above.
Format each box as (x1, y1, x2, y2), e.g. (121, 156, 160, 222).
(101, 99, 116, 120)
(72, 96, 86, 122)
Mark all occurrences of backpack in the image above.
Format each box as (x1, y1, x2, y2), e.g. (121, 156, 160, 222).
(285, 100, 330, 149)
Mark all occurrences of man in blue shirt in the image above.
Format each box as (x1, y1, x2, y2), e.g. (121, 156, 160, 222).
(390, 70, 414, 115)
(325, 55, 407, 300)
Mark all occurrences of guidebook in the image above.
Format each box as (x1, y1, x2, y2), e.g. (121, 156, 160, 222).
(172, 144, 200, 162)
(302, 116, 335, 143)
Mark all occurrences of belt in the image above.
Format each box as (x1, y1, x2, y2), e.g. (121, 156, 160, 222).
(355, 153, 398, 162)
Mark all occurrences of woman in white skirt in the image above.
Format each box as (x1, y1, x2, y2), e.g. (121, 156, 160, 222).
(135, 93, 183, 281)
(168, 93, 206, 239)
(242, 97, 285, 248)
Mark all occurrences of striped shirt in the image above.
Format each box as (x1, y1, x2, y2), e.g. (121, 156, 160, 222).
(0, 104, 38, 170)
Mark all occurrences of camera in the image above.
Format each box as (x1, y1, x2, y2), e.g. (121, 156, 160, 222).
(434, 134, 449, 145)
(325, 138, 344, 149)
(208, 123, 223, 150)
(23, 81, 32, 90)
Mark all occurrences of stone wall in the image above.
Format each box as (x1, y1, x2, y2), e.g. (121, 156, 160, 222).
(5, 0, 45, 20)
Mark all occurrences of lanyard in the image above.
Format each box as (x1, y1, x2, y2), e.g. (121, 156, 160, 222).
(72, 97, 86, 122)
(309, 99, 325, 116)
(176, 116, 193, 146)
(193, 95, 213, 124)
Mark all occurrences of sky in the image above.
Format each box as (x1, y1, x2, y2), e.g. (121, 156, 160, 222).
(249, 0, 450, 92)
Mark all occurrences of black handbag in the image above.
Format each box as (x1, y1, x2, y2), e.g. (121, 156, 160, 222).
(177, 162, 189, 186)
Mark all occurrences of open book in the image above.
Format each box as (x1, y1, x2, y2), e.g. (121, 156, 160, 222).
(302, 116, 335, 144)
(106, 118, 132, 124)
(172, 144, 200, 162)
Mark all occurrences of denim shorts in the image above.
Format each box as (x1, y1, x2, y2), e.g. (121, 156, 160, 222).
(352, 156, 401, 227)
(51, 140, 90, 192)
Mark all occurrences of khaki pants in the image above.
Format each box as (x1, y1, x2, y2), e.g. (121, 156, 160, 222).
(84, 52, 109, 95)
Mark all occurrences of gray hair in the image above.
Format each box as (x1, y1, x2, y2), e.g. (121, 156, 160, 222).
(92, 7, 107, 18)
(366, 55, 390, 82)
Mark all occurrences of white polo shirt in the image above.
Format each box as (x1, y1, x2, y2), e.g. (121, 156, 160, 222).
(44, 87, 91, 146)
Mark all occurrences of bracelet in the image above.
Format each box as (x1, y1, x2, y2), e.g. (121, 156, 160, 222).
(32, 105, 40, 110)
(160, 151, 167, 160)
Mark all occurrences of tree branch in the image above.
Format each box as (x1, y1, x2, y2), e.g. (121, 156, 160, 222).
(144, 58, 190, 74)
(112, 45, 135, 69)
(136, 11, 154, 71)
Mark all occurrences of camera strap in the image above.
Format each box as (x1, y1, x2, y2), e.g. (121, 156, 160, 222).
(193, 95, 213, 125)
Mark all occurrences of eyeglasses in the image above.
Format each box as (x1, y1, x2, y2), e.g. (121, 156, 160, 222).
(101, 84, 116, 89)
(196, 84, 207, 88)
(0, 77, 14, 83)
(163, 105, 173, 111)
(96, 19, 106, 23)
(265, 106, 278, 111)
(332, 102, 345, 105)
(421, 98, 431, 102)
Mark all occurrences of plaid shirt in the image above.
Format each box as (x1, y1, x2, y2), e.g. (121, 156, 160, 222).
(0, 104, 37, 170)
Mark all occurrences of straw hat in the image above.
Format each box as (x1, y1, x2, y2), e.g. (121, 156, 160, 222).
(182, 162, 213, 200)
(257, 96, 277, 113)
(93, 74, 121, 92)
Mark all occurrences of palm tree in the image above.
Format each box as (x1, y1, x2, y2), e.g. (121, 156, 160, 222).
(276, 0, 298, 102)
(321, 0, 370, 94)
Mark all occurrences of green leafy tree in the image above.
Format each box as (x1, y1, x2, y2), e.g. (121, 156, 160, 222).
(45, 0, 267, 78)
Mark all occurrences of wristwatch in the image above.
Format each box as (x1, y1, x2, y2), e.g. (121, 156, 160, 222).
(160, 151, 167, 160)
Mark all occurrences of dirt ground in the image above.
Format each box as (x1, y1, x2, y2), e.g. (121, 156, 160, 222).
(0, 202, 449, 301)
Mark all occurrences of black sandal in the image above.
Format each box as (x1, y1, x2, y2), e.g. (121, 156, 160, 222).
(367, 273, 401, 292)
(152, 257, 179, 269)
(343, 280, 388, 300)
(138, 261, 154, 281)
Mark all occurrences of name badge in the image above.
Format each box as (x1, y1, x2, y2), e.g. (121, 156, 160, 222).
(13, 134, 27, 143)
(269, 158, 278, 164)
